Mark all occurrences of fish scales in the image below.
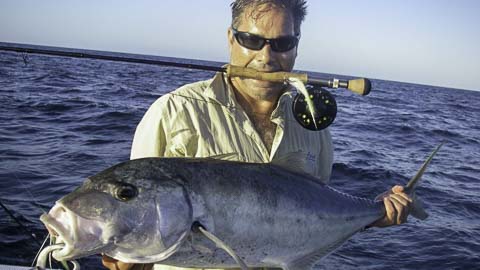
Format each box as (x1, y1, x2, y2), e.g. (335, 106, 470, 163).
(40, 141, 443, 270)
(160, 159, 384, 268)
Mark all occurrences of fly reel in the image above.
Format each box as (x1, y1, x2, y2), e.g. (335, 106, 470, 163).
(292, 86, 337, 131)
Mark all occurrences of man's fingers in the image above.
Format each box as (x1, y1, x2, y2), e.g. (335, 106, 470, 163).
(373, 186, 413, 227)
(389, 196, 408, 224)
(392, 185, 404, 193)
(102, 254, 135, 270)
(391, 186, 413, 203)
(390, 194, 411, 207)
(102, 254, 116, 263)
(101, 254, 115, 269)
(392, 186, 414, 201)
(393, 192, 413, 203)
(391, 193, 412, 223)
(384, 197, 396, 225)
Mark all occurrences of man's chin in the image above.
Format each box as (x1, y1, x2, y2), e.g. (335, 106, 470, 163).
(232, 77, 286, 101)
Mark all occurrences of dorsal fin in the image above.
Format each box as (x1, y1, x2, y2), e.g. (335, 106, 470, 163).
(206, 153, 239, 161)
(271, 151, 308, 174)
(405, 142, 444, 194)
(185, 153, 239, 163)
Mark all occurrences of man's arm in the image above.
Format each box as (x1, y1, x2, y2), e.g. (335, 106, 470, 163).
(316, 128, 334, 184)
(102, 255, 153, 270)
(103, 98, 173, 270)
(131, 97, 171, 160)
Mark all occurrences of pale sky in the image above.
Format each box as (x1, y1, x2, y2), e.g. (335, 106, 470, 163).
(1, 0, 479, 91)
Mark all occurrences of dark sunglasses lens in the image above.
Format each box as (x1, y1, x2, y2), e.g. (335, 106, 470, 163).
(271, 37, 298, 52)
(236, 33, 265, 50)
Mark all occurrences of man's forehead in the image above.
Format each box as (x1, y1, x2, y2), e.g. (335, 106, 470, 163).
(244, 4, 287, 20)
(236, 4, 295, 34)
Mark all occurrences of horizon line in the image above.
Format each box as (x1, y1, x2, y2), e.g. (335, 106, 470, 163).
(1, 40, 478, 93)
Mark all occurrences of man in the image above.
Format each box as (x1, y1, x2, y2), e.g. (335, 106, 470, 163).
(103, 1, 412, 269)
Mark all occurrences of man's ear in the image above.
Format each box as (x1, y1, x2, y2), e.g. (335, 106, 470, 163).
(294, 35, 300, 58)
(294, 42, 299, 58)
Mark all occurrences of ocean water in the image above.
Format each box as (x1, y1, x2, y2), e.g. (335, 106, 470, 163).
(0, 49, 479, 269)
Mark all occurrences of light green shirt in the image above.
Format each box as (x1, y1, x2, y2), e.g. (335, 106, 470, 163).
(131, 72, 334, 269)
(131, 72, 333, 184)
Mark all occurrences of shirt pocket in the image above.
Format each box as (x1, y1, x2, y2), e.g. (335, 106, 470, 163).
(166, 128, 198, 157)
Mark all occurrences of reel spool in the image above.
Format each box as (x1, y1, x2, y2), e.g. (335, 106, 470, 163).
(292, 86, 337, 131)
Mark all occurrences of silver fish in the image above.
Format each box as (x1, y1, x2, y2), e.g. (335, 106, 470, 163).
(39, 144, 442, 270)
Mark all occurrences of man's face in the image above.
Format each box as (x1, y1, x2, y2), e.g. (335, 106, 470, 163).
(228, 5, 298, 101)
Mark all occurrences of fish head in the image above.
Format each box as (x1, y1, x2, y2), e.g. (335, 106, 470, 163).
(40, 158, 194, 263)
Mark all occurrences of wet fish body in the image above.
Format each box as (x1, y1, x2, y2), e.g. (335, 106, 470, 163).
(40, 145, 440, 269)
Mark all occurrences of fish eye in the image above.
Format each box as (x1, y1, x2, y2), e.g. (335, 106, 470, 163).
(114, 183, 138, 202)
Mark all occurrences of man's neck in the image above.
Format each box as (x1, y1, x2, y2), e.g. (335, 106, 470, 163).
(231, 82, 283, 154)
(235, 91, 277, 116)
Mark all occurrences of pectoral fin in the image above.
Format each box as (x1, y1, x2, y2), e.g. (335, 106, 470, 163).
(192, 222, 248, 270)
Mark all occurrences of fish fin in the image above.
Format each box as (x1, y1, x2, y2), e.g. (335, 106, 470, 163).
(404, 142, 443, 220)
(206, 153, 239, 161)
(373, 143, 442, 219)
(272, 151, 308, 174)
(193, 223, 248, 270)
(410, 194, 428, 220)
(285, 234, 355, 270)
(374, 189, 390, 202)
(186, 153, 239, 162)
(405, 142, 444, 193)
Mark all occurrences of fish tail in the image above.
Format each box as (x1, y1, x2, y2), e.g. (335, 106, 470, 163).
(405, 142, 444, 220)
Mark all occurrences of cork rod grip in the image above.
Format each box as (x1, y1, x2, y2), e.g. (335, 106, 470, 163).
(226, 65, 308, 83)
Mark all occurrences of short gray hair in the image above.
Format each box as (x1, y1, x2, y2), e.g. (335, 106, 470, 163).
(230, 0, 308, 35)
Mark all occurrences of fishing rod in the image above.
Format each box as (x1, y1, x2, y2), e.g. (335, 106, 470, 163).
(0, 198, 42, 246)
(0, 42, 372, 130)
(0, 42, 371, 95)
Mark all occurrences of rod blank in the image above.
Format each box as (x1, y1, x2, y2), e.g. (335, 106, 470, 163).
(0, 42, 371, 95)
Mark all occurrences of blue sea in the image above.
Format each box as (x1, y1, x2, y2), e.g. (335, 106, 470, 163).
(0, 47, 479, 269)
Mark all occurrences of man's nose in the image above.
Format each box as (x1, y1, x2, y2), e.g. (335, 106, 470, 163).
(256, 42, 275, 64)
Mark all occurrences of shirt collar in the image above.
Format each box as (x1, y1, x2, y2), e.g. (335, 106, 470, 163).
(204, 70, 297, 114)
(204, 70, 237, 109)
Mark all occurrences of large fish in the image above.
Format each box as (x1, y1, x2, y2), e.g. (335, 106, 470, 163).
(39, 144, 441, 270)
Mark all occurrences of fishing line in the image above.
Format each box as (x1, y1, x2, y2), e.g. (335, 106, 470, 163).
(0, 198, 42, 246)
(31, 234, 50, 267)
(12, 171, 48, 214)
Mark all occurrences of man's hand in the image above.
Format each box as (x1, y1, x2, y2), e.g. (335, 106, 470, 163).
(370, 185, 413, 228)
(102, 254, 154, 270)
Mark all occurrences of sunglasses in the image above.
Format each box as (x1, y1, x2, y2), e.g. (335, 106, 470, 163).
(231, 27, 299, 53)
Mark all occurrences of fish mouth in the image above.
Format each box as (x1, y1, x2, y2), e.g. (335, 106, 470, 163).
(40, 203, 111, 261)
(40, 212, 75, 260)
